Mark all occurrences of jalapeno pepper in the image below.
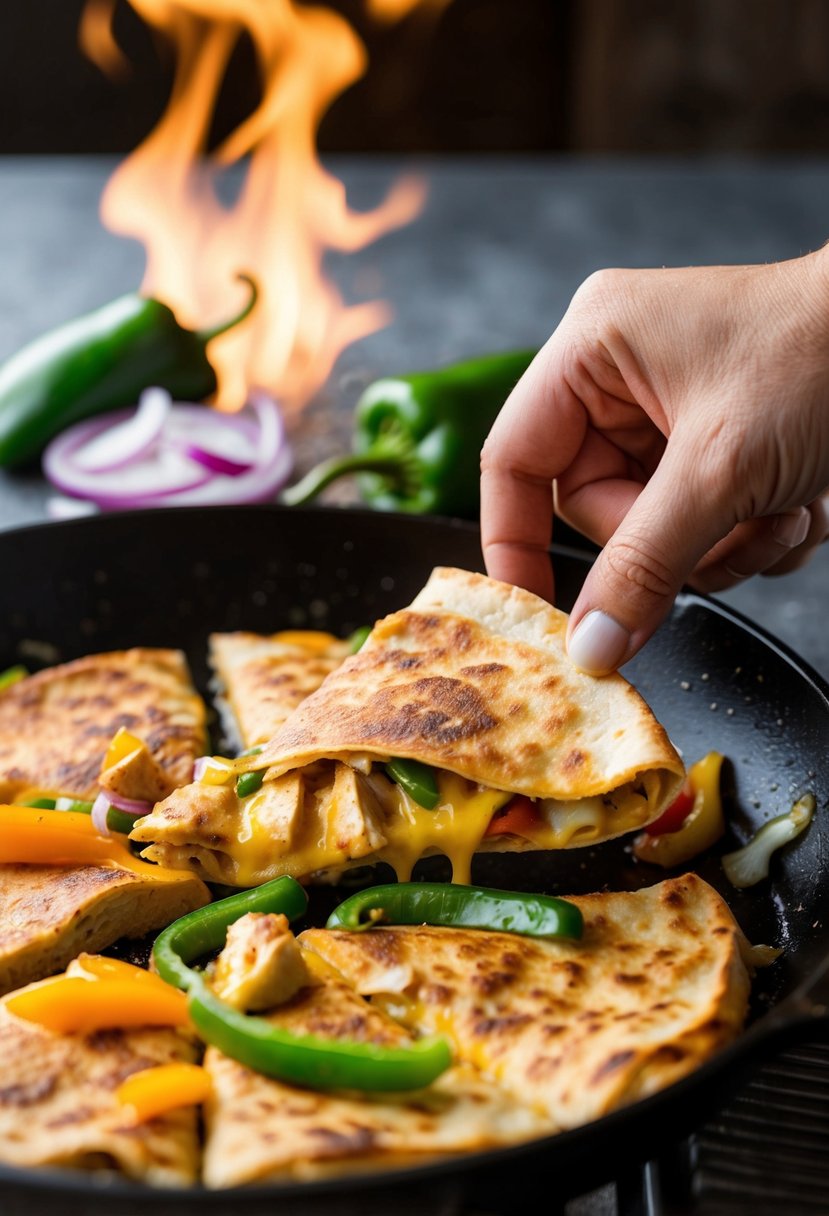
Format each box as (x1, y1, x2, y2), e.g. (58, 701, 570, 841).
(327, 882, 584, 940)
(385, 758, 440, 810)
(0, 278, 257, 468)
(282, 350, 535, 517)
(152, 878, 452, 1092)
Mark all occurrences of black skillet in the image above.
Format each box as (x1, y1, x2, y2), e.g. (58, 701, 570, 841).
(1, 504, 828, 1216)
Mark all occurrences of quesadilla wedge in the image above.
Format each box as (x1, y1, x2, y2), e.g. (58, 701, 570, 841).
(301, 873, 751, 1130)
(209, 630, 351, 751)
(202, 912, 551, 1187)
(0, 649, 207, 803)
(133, 568, 683, 886)
(0, 961, 200, 1185)
(0, 858, 209, 996)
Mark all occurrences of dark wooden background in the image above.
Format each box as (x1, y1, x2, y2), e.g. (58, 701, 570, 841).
(3, 0, 829, 155)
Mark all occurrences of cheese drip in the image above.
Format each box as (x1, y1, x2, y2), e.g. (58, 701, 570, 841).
(138, 764, 661, 887)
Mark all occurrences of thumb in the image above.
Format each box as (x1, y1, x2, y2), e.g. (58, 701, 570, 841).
(566, 444, 734, 674)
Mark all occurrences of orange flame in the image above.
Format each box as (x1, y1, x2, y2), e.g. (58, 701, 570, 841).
(81, 0, 428, 410)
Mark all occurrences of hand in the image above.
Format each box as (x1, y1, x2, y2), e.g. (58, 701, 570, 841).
(480, 250, 829, 673)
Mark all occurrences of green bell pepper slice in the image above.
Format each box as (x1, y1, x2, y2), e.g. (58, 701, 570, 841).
(236, 769, 264, 798)
(384, 757, 440, 810)
(0, 665, 28, 691)
(327, 882, 584, 941)
(15, 794, 135, 835)
(153, 877, 452, 1092)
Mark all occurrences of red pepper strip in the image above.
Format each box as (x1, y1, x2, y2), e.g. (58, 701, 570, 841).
(643, 783, 695, 836)
(484, 796, 540, 838)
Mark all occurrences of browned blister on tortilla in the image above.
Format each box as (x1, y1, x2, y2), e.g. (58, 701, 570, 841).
(0, 649, 207, 803)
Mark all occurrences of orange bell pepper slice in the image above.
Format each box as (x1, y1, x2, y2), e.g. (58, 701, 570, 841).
(117, 1063, 212, 1123)
(0, 806, 195, 884)
(273, 630, 339, 652)
(73, 953, 175, 991)
(6, 975, 189, 1033)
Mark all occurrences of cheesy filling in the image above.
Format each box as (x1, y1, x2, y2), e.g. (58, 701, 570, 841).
(142, 762, 660, 888)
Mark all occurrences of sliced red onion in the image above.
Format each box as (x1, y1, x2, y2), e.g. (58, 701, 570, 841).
(183, 444, 253, 477)
(42, 394, 291, 512)
(104, 790, 152, 815)
(72, 387, 171, 473)
(193, 756, 210, 781)
(91, 792, 113, 837)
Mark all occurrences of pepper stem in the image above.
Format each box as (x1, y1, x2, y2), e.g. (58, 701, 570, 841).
(197, 274, 258, 345)
(281, 422, 421, 506)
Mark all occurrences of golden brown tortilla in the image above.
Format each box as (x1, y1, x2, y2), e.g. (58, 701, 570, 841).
(134, 570, 683, 886)
(209, 631, 350, 751)
(301, 874, 751, 1131)
(0, 862, 209, 996)
(0, 963, 200, 1186)
(0, 649, 207, 803)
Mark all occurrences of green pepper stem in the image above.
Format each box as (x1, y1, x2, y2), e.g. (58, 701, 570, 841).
(282, 422, 421, 507)
(197, 274, 259, 345)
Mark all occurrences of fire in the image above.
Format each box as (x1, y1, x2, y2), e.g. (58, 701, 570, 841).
(80, 0, 429, 410)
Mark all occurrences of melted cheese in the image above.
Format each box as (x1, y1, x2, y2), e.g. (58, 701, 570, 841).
(376, 774, 508, 885)
(197, 766, 656, 888)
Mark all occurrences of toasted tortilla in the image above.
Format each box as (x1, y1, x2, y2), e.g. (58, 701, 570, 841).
(0, 963, 200, 1186)
(209, 631, 350, 751)
(0, 649, 207, 803)
(134, 570, 683, 886)
(301, 874, 751, 1130)
(0, 862, 209, 995)
(202, 948, 551, 1187)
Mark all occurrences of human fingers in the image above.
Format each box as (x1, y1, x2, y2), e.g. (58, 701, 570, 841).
(480, 345, 588, 601)
(761, 495, 829, 577)
(565, 438, 736, 673)
(687, 510, 812, 592)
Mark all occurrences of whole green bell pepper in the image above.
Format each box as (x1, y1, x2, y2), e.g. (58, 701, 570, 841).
(0, 277, 257, 468)
(282, 349, 535, 517)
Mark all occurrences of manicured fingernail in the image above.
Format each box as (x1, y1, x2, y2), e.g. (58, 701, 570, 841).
(773, 508, 810, 548)
(568, 610, 630, 675)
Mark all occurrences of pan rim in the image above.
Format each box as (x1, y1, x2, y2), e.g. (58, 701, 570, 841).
(0, 502, 825, 1201)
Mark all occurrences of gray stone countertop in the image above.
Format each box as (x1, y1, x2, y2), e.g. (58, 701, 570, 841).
(1, 155, 828, 683)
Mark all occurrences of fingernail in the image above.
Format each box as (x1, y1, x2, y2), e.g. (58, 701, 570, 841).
(568, 610, 631, 675)
(773, 508, 810, 548)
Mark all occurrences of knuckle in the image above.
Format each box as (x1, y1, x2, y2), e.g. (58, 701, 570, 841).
(604, 537, 676, 600)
